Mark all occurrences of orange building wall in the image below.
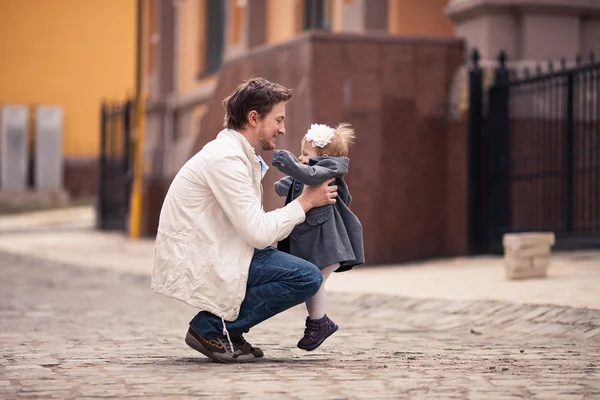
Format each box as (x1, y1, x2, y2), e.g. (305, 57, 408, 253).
(0, 0, 136, 158)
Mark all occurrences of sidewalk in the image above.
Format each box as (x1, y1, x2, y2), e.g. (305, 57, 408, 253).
(0, 206, 599, 310)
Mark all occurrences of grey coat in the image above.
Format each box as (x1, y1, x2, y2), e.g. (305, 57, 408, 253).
(272, 149, 365, 272)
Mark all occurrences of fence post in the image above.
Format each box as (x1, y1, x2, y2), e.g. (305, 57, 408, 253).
(97, 103, 108, 230)
(467, 48, 484, 254)
(565, 71, 574, 233)
(487, 50, 511, 253)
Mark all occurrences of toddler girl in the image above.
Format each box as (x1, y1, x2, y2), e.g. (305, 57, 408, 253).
(272, 122, 365, 351)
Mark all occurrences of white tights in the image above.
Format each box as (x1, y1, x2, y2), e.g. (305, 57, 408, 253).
(305, 263, 339, 320)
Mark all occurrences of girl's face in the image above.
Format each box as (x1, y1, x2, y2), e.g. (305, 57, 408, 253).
(298, 142, 318, 164)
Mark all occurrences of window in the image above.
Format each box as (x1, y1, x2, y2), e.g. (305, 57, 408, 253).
(304, 0, 331, 31)
(202, 0, 225, 76)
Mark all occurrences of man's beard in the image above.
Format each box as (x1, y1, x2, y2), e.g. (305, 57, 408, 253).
(257, 127, 275, 151)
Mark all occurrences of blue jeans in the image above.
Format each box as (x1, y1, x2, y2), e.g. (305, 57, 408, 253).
(190, 246, 323, 338)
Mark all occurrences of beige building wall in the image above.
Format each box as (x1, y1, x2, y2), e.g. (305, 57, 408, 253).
(266, 0, 304, 45)
(447, 0, 600, 61)
(388, 0, 455, 37)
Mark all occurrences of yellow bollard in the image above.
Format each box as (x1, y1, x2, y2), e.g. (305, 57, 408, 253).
(129, 94, 146, 239)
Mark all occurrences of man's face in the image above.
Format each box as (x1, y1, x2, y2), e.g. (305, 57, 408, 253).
(257, 102, 286, 151)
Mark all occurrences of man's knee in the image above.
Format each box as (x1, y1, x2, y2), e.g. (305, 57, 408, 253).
(304, 263, 323, 296)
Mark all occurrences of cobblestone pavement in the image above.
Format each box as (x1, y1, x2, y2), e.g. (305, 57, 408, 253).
(1, 251, 599, 399)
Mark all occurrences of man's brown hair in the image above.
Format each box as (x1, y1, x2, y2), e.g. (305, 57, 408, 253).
(222, 77, 293, 131)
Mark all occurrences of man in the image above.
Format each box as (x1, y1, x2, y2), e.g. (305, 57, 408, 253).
(151, 77, 338, 363)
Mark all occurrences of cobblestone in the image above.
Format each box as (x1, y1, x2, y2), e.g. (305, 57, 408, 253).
(0, 251, 599, 399)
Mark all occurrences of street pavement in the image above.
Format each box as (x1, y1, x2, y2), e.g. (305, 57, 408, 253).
(1, 207, 599, 399)
(1, 250, 599, 399)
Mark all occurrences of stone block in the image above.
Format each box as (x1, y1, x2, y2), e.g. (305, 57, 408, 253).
(505, 258, 547, 279)
(533, 256, 550, 270)
(503, 232, 555, 280)
(503, 232, 555, 250)
(505, 244, 551, 259)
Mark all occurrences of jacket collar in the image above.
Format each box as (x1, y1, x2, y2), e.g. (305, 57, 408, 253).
(220, 129, 259, 162)
(219, 129, 265, 185)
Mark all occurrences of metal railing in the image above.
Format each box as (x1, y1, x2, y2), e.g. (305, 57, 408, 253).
(97, 100, 134, 231)
(469, 50, 600, 253)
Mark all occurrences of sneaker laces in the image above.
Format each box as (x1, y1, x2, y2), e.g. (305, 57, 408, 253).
(221, 317, 235, 354)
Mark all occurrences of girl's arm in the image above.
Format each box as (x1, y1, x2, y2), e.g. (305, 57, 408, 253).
(272, 149, 347, 186)
(274, 176, 294, 197)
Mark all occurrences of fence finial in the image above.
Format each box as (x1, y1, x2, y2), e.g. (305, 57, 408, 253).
(471, 48, 480, 67)
(523, 66, 530, 78)
(536, 63, 542, 75)
(548, 60, 554, 72)
(590, 52, 596, 63)
(576, 54, 582, 65)
(561, 57, 567, 70)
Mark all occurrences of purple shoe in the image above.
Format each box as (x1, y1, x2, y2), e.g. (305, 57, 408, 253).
(297, 315, 338, 351)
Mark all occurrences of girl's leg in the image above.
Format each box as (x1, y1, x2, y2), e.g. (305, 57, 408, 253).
(297, 263, 340, 351)
(305, 263, 339, 320)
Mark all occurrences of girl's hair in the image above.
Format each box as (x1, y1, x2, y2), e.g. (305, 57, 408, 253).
(302, 122, 356, 157)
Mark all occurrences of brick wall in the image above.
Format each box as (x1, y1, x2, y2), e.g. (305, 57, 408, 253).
(175, 32, 469, 264)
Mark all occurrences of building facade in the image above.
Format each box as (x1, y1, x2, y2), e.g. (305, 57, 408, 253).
(126, 0, 600, 263)
(136, 0, 457, 182)
(133, 0, 467, 265)
(0, 0, 137, 199)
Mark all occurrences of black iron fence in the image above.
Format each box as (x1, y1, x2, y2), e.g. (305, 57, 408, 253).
(469, 50, 600, 254)
(97, 100, 134, 231)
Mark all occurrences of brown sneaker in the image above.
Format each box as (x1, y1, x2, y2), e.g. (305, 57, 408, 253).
(233, 333, 264, 358)
(185, 328, 256, 363)
(297, 315, 338, 351)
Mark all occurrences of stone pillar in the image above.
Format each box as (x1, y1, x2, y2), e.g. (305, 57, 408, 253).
(450, 9, 519, 61)
(0, 105, 29, 192)
(581, 17, 600, 58)
(520, 12, 579, 61)
(34, 106, 64, 191)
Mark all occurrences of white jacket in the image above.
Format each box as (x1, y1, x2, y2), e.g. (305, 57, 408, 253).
(151, 129, 306, 321)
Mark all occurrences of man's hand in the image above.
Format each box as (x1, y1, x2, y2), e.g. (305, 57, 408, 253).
(297, 178, 338, 213)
